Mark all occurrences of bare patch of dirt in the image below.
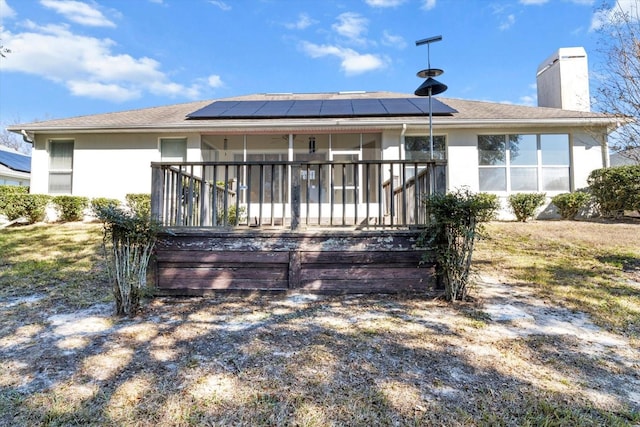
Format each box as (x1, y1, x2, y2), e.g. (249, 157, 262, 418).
(1, 276, 638, 425)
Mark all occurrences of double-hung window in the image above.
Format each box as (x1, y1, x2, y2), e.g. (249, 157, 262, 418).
(478, 134, 570, 192)
(49, 140, 74, 194)
(404, 135, 446, 160)
(160, 138, 187, 162)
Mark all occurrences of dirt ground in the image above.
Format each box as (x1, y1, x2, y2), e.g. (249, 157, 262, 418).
(1, 272, 638, 425)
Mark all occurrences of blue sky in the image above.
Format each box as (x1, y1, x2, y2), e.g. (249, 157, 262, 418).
(0, 0, 627, 126)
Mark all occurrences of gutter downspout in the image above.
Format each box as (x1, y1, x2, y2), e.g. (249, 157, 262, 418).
(400, 123, 407, 159)
(21, 130, 34, 145)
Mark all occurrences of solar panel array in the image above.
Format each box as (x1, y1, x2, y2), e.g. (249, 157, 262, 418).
(0, 150, 31, 173)
(187, 97, 457, 119)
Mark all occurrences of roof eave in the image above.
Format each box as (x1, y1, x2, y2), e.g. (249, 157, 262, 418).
(8, 116, 618, 134)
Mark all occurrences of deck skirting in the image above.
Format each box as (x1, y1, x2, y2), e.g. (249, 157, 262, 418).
(154, 228, 436, 295)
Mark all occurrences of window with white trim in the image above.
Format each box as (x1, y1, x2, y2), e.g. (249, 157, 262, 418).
(478, 134, 570, 192)
(49, 140, 74, 194)
(160, 138, 187, 162)
(405, 135, 446, 160)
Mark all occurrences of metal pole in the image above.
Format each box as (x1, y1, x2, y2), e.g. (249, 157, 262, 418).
(429, 87, 433, 160)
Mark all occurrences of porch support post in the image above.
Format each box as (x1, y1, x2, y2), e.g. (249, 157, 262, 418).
(151, 163, 165, 225)
(201, 180, 210, 226)
(288, 250, 301, 289)
(291, 163, 301, 230)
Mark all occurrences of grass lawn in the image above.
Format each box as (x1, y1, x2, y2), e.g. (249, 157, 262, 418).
(0, 219, 638, 426)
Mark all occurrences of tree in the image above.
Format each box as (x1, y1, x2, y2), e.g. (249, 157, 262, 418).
(0, 121, 31, 155)
(594, 0, 640, 164)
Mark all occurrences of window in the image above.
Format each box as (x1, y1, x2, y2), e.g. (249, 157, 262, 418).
(405, 135, 446, 160)
(160, 138, 187, 162)
(49, 140, 74, 194)
(478, 134, 570, 192)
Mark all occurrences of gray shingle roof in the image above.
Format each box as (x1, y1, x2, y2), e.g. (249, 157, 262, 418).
(7, 92, 619, 133)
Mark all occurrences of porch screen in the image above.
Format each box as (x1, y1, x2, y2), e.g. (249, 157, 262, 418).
(49, 140, 74, 194)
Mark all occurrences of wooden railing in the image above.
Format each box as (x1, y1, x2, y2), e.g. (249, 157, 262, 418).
(151, 160, 446, 229)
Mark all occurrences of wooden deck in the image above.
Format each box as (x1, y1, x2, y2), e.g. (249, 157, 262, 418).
(154, 228, 435, 295)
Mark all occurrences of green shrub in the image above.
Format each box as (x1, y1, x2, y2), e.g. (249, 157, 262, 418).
(95, 205, 159, 316)
(474, 192, 501, 222)
(125, 193, 151, 218)
(1, 194, 50, 224)
(52, 195, 89, 222)
(217, 204, 247, 226)
(551, 192, 591, 220)
(420, 188, 492, 301)
(91, 197, 121, 216)
(0, 185, 28, 212)
(587, 165, 640, 217)
(507, 193, 546, 222)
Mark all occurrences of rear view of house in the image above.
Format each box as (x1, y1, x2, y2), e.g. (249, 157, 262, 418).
(6, 47, 621, 294)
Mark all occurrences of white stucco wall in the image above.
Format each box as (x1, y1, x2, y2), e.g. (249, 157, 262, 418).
(28, 126, 608, 220)
(30, 132, 202, 201)
(571, 130, 607, 190)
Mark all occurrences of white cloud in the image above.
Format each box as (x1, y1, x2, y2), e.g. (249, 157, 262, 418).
(519, 94, 536, 106)
(0, 23, 214, 102)
(590, 0, 640, 31)
(208, 0, 231, 11)
(67, 80, 140, 102)
(499, 14, 516, 30)
(332, 12, 368, 43)
(0, 0, 16, 19)
(40, 0, 115, 27)
(421, 0, 436, 10)
(381, 30, 407, 49)
(207, 75, 223, 88)
(365, 0, 406, 7)
(285, 13, 314, 30)
(299, 41, 386, 75)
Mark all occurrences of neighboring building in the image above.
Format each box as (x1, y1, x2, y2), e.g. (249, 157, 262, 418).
(7, 48, 620, 219)
(610, 148, 640, 166)
(0, 146, 30, 186)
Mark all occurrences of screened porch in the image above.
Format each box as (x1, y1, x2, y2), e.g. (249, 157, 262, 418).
(150, 159, 447, 230)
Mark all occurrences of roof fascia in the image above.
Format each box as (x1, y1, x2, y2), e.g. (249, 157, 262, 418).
(8, 117, 619, 135)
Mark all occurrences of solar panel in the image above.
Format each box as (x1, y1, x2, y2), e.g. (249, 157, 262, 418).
(254, 100, 294, 116)
(288, 100, 322, 116)
(352, 99, 387, 115)
(408, 97, 457, 115)
(320, 99, 353, 116)
(219, 101, 266, 117)
(188, 101, 238, 118)
(187, 97, 457, 119)
(381, 98, 423, 115)
(0, 150, 30, 173)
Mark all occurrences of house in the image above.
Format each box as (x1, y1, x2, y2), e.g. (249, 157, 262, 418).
(0, 145, 30, 187)
(6, 47, 621, 294)
(610, 148, 640, 166)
